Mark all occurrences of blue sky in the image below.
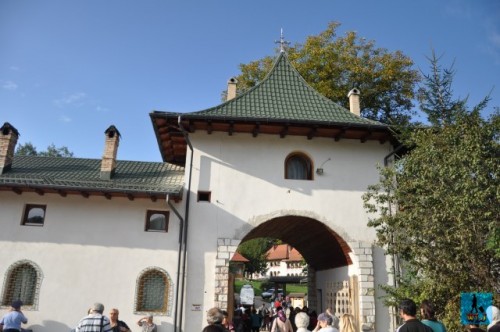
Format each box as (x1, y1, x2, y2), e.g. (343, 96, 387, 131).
(1, 0, 499, 162)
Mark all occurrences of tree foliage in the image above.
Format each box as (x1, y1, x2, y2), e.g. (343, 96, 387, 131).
(363, 55, 499, 330)
(16, 142, 74, 157)
(233, 22, 420, 126)
(417, 50, 468, 127)
(237, 238, 276, 276)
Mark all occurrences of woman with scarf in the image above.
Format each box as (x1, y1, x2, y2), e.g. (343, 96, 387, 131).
(270, 308, 293, 332)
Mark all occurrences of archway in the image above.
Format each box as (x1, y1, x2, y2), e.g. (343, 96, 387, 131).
(216, 215, 376, 331)
(242, 215, 352, 270)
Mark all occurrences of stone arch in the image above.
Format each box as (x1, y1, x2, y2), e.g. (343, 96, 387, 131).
(243, 215, 352, 270)
(215, 213, 376, 331)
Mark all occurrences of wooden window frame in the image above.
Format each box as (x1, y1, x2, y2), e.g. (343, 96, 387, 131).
(284, 152, 313, 180)
(21, 204, 46, 226)
(145, 210, 169, 232)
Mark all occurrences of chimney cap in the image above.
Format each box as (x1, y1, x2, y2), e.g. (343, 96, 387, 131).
(1, 122, 20, 136)
(347, 88, 360, 97)
(104, 125, 121, 138)
(227, 77, 238, 84)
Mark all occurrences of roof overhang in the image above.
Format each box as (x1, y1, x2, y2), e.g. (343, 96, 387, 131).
(151, 112, 395, 166)
(0, 183, 182, 202)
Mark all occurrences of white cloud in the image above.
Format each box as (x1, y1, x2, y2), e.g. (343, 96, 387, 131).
(489, 29, 500, 48)
(96, 105, 109, 112)
(59, 115, 72, 123)
(53, 92, 87, 108)
(2, 80, 18, 90)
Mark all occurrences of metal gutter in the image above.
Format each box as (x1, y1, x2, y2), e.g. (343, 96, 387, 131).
(173, 115, 194, 332)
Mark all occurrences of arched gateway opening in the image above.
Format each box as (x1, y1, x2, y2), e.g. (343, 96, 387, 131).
(242, 215, 352, 270)
(215, 215, 377, 331)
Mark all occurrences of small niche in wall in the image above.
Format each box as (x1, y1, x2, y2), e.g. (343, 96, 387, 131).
(197, 191, 211, 202)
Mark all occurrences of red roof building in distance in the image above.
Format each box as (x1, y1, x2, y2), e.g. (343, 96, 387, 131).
(230, 252, 250, 279)
(265, 244, 305, 278)
(231, 252, 250, 262)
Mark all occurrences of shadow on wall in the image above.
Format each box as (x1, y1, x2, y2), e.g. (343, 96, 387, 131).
(28, 321, 70, 332)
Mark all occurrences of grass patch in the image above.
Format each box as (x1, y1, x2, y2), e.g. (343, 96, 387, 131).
(234, 279, 307, 296)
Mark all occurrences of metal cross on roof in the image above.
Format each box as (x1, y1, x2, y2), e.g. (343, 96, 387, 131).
(275, 28, 290, 53)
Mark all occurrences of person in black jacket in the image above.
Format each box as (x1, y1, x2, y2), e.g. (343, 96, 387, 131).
(395, 299, 432, 332)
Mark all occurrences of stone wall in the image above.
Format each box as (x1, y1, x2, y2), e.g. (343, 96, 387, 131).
(215, 238, 240, 310)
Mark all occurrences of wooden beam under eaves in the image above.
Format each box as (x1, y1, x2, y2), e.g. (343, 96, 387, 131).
(58, 190, 67, 197)
(104, 193, 112, 200)
(252, 123, 260, 137)
(150, 195, 157, 202)
(228, 122, 234, 136)
(360, 130, 372, 143)
(12, 187, 22, 195)
(35, 188, 44, 196)
(307, 127, 317, 140)
(280, 125, 289, 138)
(81, 192, 90, 198)
(334, 128, 346, 142)
(207, 121, 213, 134)
(127, 194, 134, 201)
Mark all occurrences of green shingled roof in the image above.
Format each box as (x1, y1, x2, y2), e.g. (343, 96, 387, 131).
(0, 156, 184, 196)
(184, 52, 384, 127)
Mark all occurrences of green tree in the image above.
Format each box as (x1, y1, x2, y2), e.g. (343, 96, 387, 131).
(417, 50, 468, 127)
(237, 238, 276, 276)
(16, 142, 74, 157)
(363, 56, 499, 330)
(233, 22, 420, 126)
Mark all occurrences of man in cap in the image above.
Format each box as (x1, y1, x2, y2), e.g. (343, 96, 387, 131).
(75, 302, 113, 332)
(0, 300, 28, 332)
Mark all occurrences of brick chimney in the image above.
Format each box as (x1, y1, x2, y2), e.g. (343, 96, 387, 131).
(226, 77, 238, 101)
(348, 88, 361, 116)
(100, 125, 121, 180)
(0, 122, 19, 174)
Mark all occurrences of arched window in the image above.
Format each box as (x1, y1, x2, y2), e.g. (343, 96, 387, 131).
(135, 267, 173, 316)
(2, 260, 43, 310)
(285, 153, 313, 180)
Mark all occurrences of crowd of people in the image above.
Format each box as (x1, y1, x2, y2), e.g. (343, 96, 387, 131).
(0, 297, 498, 331)
(202, 302, 356, 332)
(395, 298, 500, 332)
(70, 302, 158, 332)
(202, 298, 500, 332)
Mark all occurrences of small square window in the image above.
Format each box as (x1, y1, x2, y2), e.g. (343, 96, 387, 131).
(197, 191, 211, 202)
(145, 210, 169, 232)
(22, 204, 46, 226)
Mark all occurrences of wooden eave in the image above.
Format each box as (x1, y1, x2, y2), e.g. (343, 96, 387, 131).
(152, 114, 394, 166)
(0, 184, 182, 202)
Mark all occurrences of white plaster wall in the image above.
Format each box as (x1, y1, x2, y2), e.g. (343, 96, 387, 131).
(182, 132, 393, 331)
(0, 191, 181, 332)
